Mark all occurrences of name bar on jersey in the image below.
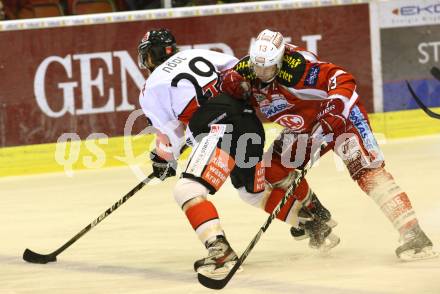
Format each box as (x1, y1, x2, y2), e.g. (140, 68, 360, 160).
(0, 0, 370, 32)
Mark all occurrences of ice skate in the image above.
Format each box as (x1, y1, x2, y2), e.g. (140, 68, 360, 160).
(305, 219, 340, 252)
(290, 225, 308, 240)
(290, 193, 338, 242)
(291, 211, 339, 241)
(194, 236, 242, 277)
(396, 225, 438, 261)
(307, 193, 332, 222)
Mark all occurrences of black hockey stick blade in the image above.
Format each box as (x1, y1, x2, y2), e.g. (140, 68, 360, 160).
(21, 146, 189, 266)
(22, 172, 157, 265)
(23, 248, 57, 264)
(406, 81, 440, 120)
(198, 260, 241, 290)
(431, 66, 440, 81)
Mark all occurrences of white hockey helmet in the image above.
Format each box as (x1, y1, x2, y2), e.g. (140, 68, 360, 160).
(250, 29, 285, 82)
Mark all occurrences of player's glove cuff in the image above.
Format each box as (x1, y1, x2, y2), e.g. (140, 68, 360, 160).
(150, 151, 177, 180)
(220, 69, 251, 100)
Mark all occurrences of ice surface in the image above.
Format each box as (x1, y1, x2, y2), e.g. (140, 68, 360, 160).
(1, 135, 439, 294)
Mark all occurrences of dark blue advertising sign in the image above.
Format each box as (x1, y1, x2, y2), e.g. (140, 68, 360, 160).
(380, 0, 440, 111)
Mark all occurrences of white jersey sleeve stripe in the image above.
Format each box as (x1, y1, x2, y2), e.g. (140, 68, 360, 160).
(328, 91, 359, 118)
(284, 85, 328, 100)
(297, 50, 318, 62)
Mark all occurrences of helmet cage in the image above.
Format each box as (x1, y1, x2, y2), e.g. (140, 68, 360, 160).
(249, 29, 285, 82)
(137, 28, 178, 71)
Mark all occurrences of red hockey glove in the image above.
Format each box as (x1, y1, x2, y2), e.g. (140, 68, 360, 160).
(220, 69, 251, 100)
(272, 129, 331, 170)
(318, 99, 347, 140)
(272, 129, 315, 170)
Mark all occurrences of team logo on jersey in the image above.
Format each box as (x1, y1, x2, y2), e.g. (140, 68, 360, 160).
(259, 95, 292, 118)
(234, 56, 256, 80)
(209, 124, 227, 137)
(278, 52, 306, 86)
(349, 106, 375, 150)
(275, 114, 304, 130)
(283, 55, 303, 69)
(304, 64, 320, 86)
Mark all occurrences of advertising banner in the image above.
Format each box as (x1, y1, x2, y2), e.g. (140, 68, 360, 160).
(379, 0, 440, 112)
(0, 3, 372, 147)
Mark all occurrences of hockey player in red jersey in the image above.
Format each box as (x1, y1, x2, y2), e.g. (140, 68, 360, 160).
(226, 29, 437, 261)
(223, 71, 341, 251)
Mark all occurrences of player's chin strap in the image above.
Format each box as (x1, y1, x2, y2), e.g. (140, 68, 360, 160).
(197, 136, 327, 290)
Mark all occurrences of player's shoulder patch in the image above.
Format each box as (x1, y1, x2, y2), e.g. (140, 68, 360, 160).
(233, 56, 257, 81)
(304, 64, 320, 87)
(277, 51, 306, 87)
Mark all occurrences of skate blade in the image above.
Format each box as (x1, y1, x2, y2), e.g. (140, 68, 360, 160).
(398, 247, 439, 262)
(320, 233, 341, 253)
(327, 219, 338, 229)
(293, 235, 309, 241)
(196, 260, 243, 278)
(309, 233, 341, 253)
(294, 219, 338, 242)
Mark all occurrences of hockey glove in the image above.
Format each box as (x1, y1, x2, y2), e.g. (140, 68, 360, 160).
(150, 151, 177, 180)
(272, 129, 314, 170)
(318, 99, 347, 140)
(272, 128, 330, 170)
(220, 69, 251, 100)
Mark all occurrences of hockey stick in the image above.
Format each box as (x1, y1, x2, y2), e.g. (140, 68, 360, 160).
(198, 142, 326, 290)
(23, 172, 156, 264)
(431, 66, 440, 81)
(23, 144, 188, 264)
(406, 81, 440, 120)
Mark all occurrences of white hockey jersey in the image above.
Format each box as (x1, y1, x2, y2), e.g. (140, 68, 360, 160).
(139, 49, 238, 158)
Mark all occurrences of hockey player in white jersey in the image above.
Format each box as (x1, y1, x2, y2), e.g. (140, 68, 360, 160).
(137, 28, 267, 276)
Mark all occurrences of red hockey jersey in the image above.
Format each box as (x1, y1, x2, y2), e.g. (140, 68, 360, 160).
(234, 44, 360, 134)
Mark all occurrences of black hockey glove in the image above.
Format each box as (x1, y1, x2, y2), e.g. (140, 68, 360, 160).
(150, 151, 177, 180)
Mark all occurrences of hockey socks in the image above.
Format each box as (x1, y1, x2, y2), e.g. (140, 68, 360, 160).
(185, 200, 224, 245)
(357, 168, 417, 235)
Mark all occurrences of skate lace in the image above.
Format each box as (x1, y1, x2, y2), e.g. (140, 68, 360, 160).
(208, 242, 227, 258)
(400, 226, 421, 243)
(402, 231, 416, 243)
